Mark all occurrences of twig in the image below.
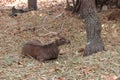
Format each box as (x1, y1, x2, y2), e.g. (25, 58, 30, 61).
(37, 22, 65, 37)
(54, 12, 64, 19)
(35, 15, 65, 37)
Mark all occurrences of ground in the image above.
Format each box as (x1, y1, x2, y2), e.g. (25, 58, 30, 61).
(0, 5, 120, 80)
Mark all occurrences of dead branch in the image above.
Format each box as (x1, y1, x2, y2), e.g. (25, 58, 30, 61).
(54, 12, 64, 19)
(35, 14, 65, 37)
(14, 13, 65, 36)
(37, 22, 65, 37)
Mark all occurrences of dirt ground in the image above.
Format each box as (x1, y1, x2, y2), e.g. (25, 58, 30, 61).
(0, 5, 120, 80)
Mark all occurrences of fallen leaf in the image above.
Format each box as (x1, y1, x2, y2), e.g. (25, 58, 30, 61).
(108, 75, 117, 80)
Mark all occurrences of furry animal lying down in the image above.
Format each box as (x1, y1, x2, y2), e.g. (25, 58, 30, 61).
(21, 38, 70, 61)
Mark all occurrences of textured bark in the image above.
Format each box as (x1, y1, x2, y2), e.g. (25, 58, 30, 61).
(117, 0, 120, 8)
(81, 0, 104, 56)
(28, 0, 37, 10)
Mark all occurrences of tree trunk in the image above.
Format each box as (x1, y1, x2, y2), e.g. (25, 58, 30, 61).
(80, 0, 105, 56)
(117, 0, 120, 8)
(28, 0, 37, 10)
(72, 0, 81, 14)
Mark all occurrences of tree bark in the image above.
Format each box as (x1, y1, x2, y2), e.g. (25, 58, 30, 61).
(28, 0, 37, 10)
(117, 0, 120, 8)
(80, 0, 105, 56)
(72, 0, 81, 14)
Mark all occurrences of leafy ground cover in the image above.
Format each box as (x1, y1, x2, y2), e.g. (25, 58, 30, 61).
(0, 4, 120, 80)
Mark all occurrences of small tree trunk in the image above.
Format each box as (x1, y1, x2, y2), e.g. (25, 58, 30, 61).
(72, 0, 81, 14)
(117, 0, 120, 8)
(28, 0, 37, 10)
(80, 0, 105, 56)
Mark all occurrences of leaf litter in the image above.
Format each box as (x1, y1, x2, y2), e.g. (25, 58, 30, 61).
(0, 4, 120, 80)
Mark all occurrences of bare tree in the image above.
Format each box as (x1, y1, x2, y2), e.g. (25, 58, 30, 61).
(28, 0, 37, 10)
(80, 0, 105, 56)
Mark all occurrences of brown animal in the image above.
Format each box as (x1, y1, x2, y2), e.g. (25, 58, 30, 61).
(21, 37, 70, 61)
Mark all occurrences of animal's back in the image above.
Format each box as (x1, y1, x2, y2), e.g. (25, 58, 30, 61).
(21, 39, 42, 58)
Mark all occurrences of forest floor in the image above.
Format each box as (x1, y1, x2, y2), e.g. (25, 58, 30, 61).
(0, 5, 120, 80)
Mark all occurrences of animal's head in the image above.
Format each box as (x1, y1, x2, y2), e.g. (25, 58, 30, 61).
(55, 37, 70, 46)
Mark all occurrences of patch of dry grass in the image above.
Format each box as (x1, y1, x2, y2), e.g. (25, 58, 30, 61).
(0, 9, 120, 80)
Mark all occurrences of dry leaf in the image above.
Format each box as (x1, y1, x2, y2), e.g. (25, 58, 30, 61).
(108, 75, 117, 80)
